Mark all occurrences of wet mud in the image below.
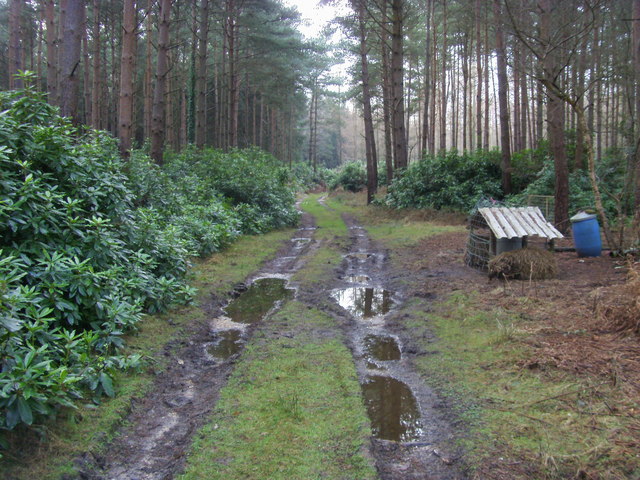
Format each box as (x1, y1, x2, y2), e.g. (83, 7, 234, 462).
(334, 213, 465, 480)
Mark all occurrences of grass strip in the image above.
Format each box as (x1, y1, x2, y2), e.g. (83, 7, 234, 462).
(179, 301, 376, 480)
(324, 193, 464, 248)
(1, 228, 295, 480)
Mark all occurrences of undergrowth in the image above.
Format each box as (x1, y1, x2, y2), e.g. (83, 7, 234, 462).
(0, 79, 297, 438)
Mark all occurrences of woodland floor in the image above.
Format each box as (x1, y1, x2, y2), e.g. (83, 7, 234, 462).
(4, 192, 639, 480)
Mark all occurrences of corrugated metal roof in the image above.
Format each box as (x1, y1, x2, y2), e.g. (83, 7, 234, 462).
(478, 207, 564, 240)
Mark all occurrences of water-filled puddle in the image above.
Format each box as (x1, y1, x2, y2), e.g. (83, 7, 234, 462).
(362, 375, 423, 442)
(225, 278, 294, 324)
(331, 287, 393, 318)
(364, 335, 401, 361)
(345, 253, 375, 261)
(343, 275, 371, 283)
(208, 330, 243, 358)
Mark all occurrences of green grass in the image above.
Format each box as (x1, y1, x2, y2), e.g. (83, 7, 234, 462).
(179, 301, 376, 480)
(191, 228, 294, 298)
(292, 194, 350, 288)
(323, 193, 464, 248)
(1, 228, 295, 480)
(403, 293, 638, 479)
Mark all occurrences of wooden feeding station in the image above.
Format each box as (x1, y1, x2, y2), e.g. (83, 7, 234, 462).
(465, 206, 564, 270)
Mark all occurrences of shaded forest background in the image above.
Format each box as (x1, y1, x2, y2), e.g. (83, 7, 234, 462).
(1, 0, 639, 229)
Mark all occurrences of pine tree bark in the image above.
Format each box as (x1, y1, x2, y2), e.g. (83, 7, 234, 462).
(9, 0, 24, 89)
(475, 0, 482, 150)
(420, 0, 432, 159)
(439, 0, 447, 152)
(59, 0, 84, 123)
(150, 0, 171, 165)
(493, 0, 511, 195)
(381, 0, 394, 179)
(118, 0, 137, 158)
(391, 0, 408, 168)
(195, 0, 210, 148)
(45, 0, 57, 103)
(356, 0, 378, 203)
(91, 0, 101, 129)
(540, 0, 569, 232)
(633, 0, 640, 213)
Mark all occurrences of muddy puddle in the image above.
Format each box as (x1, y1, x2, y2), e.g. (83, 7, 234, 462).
(345, 252, 376, 261)
(225, 278, 294, 324)
(343, 274, 371, 283)
(207, 329, 243, 359)
(364, 334, 401, 361)
(331, 286, 393, 318)
(362, 375, 424, 442)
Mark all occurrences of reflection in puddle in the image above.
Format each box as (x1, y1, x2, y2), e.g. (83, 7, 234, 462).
(208, 330, 243, 358)
(362, 375, 423, 442)
(331, 287, 393, 318)
(225, 278, 294, 324)
(364, 335, 401, 361)
(343, 275, 371, 283)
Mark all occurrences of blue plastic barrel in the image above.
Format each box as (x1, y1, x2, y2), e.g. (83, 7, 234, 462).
(570, 212, 602, 257)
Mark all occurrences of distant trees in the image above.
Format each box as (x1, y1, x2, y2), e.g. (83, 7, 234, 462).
(0, 0, 312, 164)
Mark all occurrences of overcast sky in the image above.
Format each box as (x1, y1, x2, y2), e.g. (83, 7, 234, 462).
(281, 0, 347, 39)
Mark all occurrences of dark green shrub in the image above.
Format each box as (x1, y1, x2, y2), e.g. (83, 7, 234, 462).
(383, 150, 503, 211)
(511, 156, 624, 217)
(330, 162, 367, 192)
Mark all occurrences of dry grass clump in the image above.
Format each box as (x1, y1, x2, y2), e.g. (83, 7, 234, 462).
(595, 261, 640, 335)
(488, 247, 558, 281)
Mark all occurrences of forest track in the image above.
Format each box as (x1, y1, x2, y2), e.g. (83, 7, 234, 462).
(72, 212, 318, 480)
(71, 196, 464, 480)
(333, 213, 465, 480)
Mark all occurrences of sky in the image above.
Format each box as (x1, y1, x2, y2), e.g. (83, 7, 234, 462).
(281, 0, 347, 39)
(281, 0, 353, 87)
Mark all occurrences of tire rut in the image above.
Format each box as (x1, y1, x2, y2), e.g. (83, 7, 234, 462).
(70, 213, 319, 480)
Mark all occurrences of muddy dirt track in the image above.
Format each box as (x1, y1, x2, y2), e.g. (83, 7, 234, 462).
(69, 198, 465, 480)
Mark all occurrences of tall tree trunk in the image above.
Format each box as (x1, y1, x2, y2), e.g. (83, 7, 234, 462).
(540, 0, 569, 232)
(195, 0, 210, 148)
(439, 0, 447, 152)
(633, 0, 640, 214)
(82, 7, 91, 125)
(150, 0, 171, 165)
(493, 0, 511, 195)
(45, 0, 58, 103)
(382, 0, 393, 179)
(118, 0, 137, 158)
(143, 0, 153, 139)
(227, 0, 239, 149)
(90, 0, 101, 128)
(391, 0, 408, 168)
(356, 0, 378, 203)
(475, 0, 482, 150)
(462, 34, 469, 152)
(420, 0, 432, 159)
(59, 0, 84, 123)
(9, 0, 24, 89)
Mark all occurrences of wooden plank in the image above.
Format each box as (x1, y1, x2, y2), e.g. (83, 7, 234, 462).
(514, 208, 539, 236)
(501, 208, 529, 237)
(479, 208, 507, 238)
(492, 208, 519, 238)
(525, 207, 563, 238)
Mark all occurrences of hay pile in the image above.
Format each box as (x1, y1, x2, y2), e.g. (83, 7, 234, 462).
(595, 261, 640, 335)
(488, 247, 558, 280)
